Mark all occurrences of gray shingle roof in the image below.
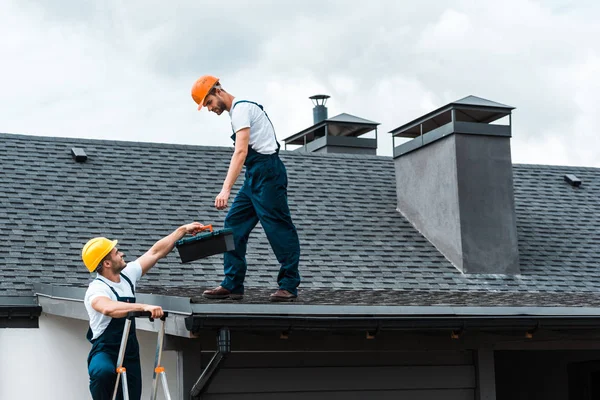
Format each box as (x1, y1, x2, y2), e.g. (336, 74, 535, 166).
(1, 132, 599, 306)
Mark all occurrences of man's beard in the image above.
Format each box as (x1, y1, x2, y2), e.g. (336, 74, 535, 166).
(214, 99, 227, 114)
(111, 260, 126, 273)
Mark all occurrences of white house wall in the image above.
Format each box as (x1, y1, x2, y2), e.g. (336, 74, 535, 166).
(0, 313, 179, 399)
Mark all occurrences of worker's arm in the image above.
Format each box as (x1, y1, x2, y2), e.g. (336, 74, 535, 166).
(136, 222, 205, 275)
(91, 296, 164, 319)
(215, 128, 249, 210)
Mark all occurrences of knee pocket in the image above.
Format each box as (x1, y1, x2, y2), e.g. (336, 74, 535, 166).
(90, 362, 116, 383)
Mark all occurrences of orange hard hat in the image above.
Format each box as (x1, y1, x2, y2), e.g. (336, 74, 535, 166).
(191, 75, 219, 110)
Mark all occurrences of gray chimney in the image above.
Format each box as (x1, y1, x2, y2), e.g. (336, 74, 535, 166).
(390, 95, 519, 274)
(310, 94, 330, 124)
(282, 95, 380, 155)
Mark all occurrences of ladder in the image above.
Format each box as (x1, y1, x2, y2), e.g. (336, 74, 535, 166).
(112, 311, 172, 400)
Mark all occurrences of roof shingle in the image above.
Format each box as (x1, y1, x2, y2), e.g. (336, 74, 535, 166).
(1, 132, 599, 306)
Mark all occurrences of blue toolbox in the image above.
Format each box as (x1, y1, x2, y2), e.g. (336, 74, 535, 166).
(175, 225, 235, 263)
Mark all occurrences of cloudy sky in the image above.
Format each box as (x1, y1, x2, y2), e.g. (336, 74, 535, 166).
(2, 0, 599, 166)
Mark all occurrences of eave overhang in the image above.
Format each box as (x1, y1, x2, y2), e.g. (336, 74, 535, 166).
(34, 284, 600, 338)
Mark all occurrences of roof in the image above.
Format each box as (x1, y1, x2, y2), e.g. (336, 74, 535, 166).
(2, 132, 600, 309)
(326, 113, 379, 125)
(451, 95, 514, 109)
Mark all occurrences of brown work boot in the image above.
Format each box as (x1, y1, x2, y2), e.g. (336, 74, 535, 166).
(202, 286, 243, 300)
(269, 289, 297, 302)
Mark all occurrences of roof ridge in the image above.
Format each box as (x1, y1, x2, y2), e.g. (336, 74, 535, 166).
(1, 132, 598, 167)
(0, 131, 390, 161)
(513, 163, 600, 171)
(0, 132, 232, 152)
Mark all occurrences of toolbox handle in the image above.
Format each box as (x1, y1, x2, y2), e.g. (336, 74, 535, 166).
(196, 224, 213, 234)
(126, 311, 169, 321)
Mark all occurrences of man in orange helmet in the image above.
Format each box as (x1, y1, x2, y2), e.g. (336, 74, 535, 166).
(191, 75, 301, 302)
(82, 222, 203, 400)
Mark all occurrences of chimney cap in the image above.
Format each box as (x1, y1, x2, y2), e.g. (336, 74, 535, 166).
(327, 113, 379, 126)
(282, 96, 378, 154)
(389, 95, 515, 138)
(283, 112, 379, 145)
(451, 95, 514, 110)
(309, 94, 330, 108)
(309, 94, 330, 100)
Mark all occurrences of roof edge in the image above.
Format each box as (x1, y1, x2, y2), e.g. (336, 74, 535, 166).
(188, 303, 600, 317)
(0, 302, 42, 328)
(185, 313, 600, 334)
(0, 296, 38, 306)
(34, 285, 600, 318)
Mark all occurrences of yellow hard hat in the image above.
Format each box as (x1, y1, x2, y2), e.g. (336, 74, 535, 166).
(82, 237, 118, 272)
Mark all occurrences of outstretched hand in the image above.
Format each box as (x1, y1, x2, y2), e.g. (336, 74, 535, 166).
(138, 222, 208, 275)
(184, 222, 205, 236)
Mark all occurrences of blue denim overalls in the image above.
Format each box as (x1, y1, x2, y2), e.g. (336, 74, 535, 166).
(87, 273, 142, 400)
(221, 100, 301, 295)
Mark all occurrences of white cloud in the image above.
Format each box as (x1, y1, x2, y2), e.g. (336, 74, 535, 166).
(1, 0, 599, 166)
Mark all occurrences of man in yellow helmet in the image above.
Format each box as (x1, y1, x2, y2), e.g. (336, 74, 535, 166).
(191, 75, 301, 302)
(82, 222, 203, 400)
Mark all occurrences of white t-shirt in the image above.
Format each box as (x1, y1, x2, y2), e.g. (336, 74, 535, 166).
(229, 99, 278, 155)
(84, 261, 143, 340)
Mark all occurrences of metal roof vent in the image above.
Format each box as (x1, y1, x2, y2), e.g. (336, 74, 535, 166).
(71, 147, 87, 163)
(309, 94, 330, 124)
(564, 174, 581, 187)
(282, 95, 380, 155)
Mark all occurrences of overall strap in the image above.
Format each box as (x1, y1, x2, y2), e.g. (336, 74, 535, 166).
(120, 273, 135, 296)
(94, 273, 135, 298)
(95, 278, 119, 298)
(232, 100, 273, 126)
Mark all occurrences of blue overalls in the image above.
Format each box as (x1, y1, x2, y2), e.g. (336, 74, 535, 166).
(87, 273, 142, 400)
(221, 100, 301, 295)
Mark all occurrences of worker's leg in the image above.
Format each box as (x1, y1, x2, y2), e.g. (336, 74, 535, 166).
(251, 157, 301, 295)
(221, 185, 259, 294)
(88, 351, 118, 400)
(123, 356, 142, 400)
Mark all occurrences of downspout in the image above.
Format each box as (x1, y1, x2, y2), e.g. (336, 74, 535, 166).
(189, 328, 230, 399)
